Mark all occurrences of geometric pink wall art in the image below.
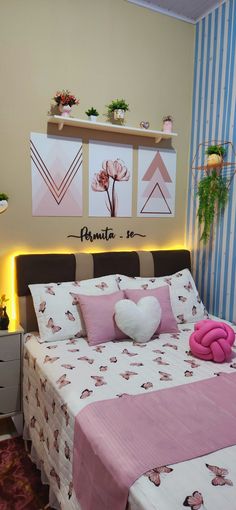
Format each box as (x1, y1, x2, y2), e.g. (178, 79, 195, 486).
(137, 147, 176, 217)
(30, 133, 83, 216)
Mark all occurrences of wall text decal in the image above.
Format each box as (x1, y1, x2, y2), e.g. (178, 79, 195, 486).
(67, 226, 146, 243)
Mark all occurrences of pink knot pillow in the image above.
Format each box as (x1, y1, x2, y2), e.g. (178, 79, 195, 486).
(189, 320, 235, 363)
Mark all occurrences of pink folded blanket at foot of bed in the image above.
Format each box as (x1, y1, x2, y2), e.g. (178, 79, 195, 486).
(189, 320, 235, 362)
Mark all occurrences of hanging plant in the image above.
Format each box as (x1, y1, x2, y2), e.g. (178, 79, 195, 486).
(197, 170, 228, 244)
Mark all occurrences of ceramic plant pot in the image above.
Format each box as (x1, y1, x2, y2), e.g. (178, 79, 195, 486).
(58, 103, 72, 118)
(113, 109, 125, 122)
(207, 154, 223, 166)
(89, 115, 98, 122)
(163, 120, 173, 133)
(0, 200, 8, 214)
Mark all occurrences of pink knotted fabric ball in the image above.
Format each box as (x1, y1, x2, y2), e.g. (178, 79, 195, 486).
(189, 320, 235, 363)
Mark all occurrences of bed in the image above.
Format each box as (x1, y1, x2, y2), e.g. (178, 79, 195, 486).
(16, 250, 236, 510)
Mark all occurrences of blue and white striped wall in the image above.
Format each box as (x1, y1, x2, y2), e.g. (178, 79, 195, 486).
(186, 0, 236, 323)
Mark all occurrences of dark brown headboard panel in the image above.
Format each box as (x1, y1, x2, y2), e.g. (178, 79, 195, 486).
(15, 249, 191, 331)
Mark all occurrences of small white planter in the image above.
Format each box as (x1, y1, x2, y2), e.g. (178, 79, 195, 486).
(0, 200, 8, 214)
(89, 115, 98, 122)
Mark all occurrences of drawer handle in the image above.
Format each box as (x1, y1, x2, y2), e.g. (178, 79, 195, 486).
(0, 386, 4, 388)
(0, 360, 4, 362)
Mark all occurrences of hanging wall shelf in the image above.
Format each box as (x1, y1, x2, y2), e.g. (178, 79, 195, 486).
(48, 116, 178, 143)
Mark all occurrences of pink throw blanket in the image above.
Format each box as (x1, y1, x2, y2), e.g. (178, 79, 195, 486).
(73, 372, 236, 510)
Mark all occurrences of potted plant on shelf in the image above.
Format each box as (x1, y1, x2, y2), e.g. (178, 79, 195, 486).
(0, 294, 9, 330)
(85, 107, 99, 122)
(162, 115, 173, 133)
(0, 193, 8, 214)
(205, 144, 227, 166)
(197, 170, 228, 244)
(106, 98, 129, 123)
(53, 89, 80, 118)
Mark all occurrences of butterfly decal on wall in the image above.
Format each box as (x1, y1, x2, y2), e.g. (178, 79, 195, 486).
(206, 463, 233, 486)
(145, 465, 173, 486)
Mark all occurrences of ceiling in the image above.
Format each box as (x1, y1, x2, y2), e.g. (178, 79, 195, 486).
(127, 0, 223, 23)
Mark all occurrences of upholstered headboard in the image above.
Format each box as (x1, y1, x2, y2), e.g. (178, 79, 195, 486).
(15, 250, 191, 332)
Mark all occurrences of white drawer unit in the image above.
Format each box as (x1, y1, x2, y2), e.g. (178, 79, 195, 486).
(0, 323, 24, 432)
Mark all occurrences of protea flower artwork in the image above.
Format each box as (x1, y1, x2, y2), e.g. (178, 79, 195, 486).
(91, 158, 130, 217)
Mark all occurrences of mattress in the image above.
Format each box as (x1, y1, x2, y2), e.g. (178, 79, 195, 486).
(23, 321, 236, 510)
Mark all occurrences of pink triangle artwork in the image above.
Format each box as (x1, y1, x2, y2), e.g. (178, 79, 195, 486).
(30, 132, 83, 216)
(137, 147, 176, 217)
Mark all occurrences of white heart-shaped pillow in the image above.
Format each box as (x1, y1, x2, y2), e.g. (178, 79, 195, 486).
(114, 296, 161, 343)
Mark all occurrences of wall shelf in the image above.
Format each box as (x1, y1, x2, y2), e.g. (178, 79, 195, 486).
(48, 116, 178, 143)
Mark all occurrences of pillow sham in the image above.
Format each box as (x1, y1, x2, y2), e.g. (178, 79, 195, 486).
(117, 268, 208, 324)
(115, 296, 162, 343)
(124, 286, 178, 334)
(75, 290, 127, 346)
(29, 275, 119, 342)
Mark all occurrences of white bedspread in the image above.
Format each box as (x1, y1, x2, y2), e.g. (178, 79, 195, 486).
(23, 320, 236, 510)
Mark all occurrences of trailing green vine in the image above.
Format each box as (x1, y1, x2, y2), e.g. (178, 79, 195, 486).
(197, 170, 228, 244)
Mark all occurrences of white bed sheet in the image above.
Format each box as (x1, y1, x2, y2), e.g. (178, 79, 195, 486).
(23, 320, 236, 510)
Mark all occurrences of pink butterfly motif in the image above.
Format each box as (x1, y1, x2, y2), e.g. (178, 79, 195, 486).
(50, 467, 61, 489)
(230, 362, 236, 369)
(68, 348, 80, 353)
(66, 338, 78, 345)
(93, 345, 106, 353)
(61, 403, 70, 426)
(152, 349, 165, 354)
(184, 359, 200, 368)
(177, 314, 187, 324)
(159, 371, 172, 381)
(53, 429, 59, 453)
(171, 333, 180, 339)
(153, 357, 169, 365)
(91, 375, 107, 386)
(35, 388, 40, 407)
(64, 441, 71, 460)
(46, 344, 58, 349)
(141, 382, 153, 390)
(183, 490, 204, 509)
(38, 301, 46, 313)
(178, 296, 187, 302)
(56, 374, 71, 389)
(149, 278, 156, 283)
(68, 481, 73, 499)
(141, 284, 149, 290)
(130, 362, 143, 367)
(77, 356, 94, 364)
(80, 389, 93, 399)
(95, 282, 108, 291)
(69, 292, 80, 305)
(185, 370, 193, 377)
(40, 377, 47, 391)
(120, 371, 138, 380)
(45, 286, 55, 295)
(65, 310, 76, 321)
(162, 343, 178, 350)
(61, 364, 75, 370)
(192, 305, 197, 316)
(116, 393, 130, 398)
(175, 272, 183, 277)
(44, 406, 49, 422)
(44, 355, 60, 364)
(110, 356, 117, 363)
(99, 365, 108, 371)
(122, 348, 138, 357)
(184, 281, 193, 292)
(164, 277, 172, 286)
(145, 466, 173, 486)
(74, 331, 83, 338)
(206, 463, 233, 486)
(46, 318, 61, 333)
(52, 399, 56, 414)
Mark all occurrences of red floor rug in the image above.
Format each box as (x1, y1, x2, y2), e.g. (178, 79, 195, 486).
(0, 437, 52, 509)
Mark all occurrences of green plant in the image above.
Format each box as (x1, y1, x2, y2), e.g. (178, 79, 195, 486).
(85, 107, 99, 117)
(197, 170, 228, 244)
(107, 98, 129, 113)
(163, 115, 173, 122)
(205, 145, 227, 158)
(0, 193, 8, 201)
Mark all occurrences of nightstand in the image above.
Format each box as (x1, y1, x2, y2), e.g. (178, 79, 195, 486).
(0, 322, 24, 435)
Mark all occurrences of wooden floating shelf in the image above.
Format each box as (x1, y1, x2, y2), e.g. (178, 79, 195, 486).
(48, 116, 178, 143)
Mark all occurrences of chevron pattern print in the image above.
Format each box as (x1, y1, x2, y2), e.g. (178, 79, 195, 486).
(30, 133, 83, 216)
(186, 0, 236, 323)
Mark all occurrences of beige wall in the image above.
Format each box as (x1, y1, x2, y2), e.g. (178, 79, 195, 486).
(0, 0, 194, 317)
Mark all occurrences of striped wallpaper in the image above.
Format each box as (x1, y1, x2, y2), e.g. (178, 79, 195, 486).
(187, 0, 236, 323)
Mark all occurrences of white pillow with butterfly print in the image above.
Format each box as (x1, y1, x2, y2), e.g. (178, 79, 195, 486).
(117, 268, 208, 325)
(29, 275, 119, 342)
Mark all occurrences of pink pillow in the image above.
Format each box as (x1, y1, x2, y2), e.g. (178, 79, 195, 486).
(124, 286, 178, 334)
(76, 290, 127, 346)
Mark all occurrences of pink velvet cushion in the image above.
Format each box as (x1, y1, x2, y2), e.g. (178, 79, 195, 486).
(76, 290, 127, 346)
(124, 286, 178, 334)
(189, 319, 235, 362)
